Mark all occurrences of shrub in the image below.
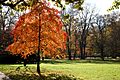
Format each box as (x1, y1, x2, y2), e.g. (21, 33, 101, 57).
(0, 51, 20, 64)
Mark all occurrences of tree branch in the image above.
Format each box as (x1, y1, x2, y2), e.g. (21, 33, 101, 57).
(1, 0, 25, 9)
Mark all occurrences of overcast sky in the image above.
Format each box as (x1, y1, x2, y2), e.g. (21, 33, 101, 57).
(84, 0, 114, 14)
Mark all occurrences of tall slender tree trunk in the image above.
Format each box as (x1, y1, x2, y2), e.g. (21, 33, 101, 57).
(73, 36, 77, 60)
(80, 27, 86, 60)
(80, 41, 85, 59)
(74, 30, 77, 60)
(100, 31, 104, 61)
(65, 24, 71, 60)
(68, 17, 72, 60)
(80, 37, 86, 59)
(100, 46, 104, 61)
(67, 37, 71, 60)
(37, 46, 40, 75)
(37, 13, 41, 75)
(83, 43, 86, 58)
(74, 41, 76, 60)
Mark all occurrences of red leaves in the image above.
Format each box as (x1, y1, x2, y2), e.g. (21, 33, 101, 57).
(6, 2, 66, 58)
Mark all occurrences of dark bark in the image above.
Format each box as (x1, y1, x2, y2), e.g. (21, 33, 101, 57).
(73, 51, 76, 60)
(67, 37, 71, 60)
(74, 30, 78, 60)
(79, 21, 87, 59)
(100, 41, 104, 60)
(37, 49, 40, 75)
(65, 23, 71, 60)
(24, 59, 27, 66)
(83, 43, 86, 58)
(80, 44, 83, 59)
(42, 57, 44, 61)
(80, 42, 85, 59)
(68, 17, 72, 60)
(112, 52, 116, 59)
(100, 47, 104, 60)
(78, 8, 93, 60)
(100, 37, 104, 61)
(100, 30, 104, 61)
(37, 13, 41, 76)
(80, 31, 86, 59)
(37, 27, 41, 75)
(73, 39, 77, 60)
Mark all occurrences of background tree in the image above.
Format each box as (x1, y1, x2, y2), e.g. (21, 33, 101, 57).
(0, 6, 20, 54)
(105, 12, 120, 58)
(61, 3, 80, 60)
(77, 4, 96, 59)
(91, 15, 107, 60)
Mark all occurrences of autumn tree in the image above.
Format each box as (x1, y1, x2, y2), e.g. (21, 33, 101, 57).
(6, 2, 66, 75)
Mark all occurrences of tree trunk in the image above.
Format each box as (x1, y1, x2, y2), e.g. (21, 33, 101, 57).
(67, 36, 71, 60)
(37, 50, 40, 75)
(73, 48, 76, 60)
(42, 57, 44, 61)
(37, 30, 41, 75)
(37, 13, 41, 76)
(80, 41, 86, 59)
(100, 47, 104, 61)
(68, 46, 71, 60)
(24, 59, 27, 67)
(100, 31, 104, 61)
(83, 43, 86, 59)
(74, 31, 77, 60)
(80, 28, 86, 60)
(80, 42, 84, 59)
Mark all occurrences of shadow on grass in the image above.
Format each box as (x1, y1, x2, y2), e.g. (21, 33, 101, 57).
(41, 59, 120, 64)
(1, 59, 119, 65)
(3, 66, 81, 80)
(6, 72, 80, 80)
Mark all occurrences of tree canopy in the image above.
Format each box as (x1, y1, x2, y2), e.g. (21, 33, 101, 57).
(6, 2, 67, 58)
(0, 0, 84, 11)
(109, 0, 120, 10)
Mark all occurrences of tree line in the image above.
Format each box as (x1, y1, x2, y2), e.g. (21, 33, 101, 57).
(62, 4, 120, 60)
(0, 0, 120, 62)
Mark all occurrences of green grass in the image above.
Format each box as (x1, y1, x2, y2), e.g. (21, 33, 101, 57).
(0, 60, 120, 80)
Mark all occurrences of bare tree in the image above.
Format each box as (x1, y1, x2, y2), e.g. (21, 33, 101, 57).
(77, 4, 96, 59)
(0, 6, 21, 52)
(91, 15, 106, 60)
(61, 4, 79, 60)
(106, 12, 120, 58)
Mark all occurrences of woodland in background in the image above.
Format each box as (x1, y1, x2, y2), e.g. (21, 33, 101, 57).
(0, 0, 120, 79)
(0, 0, 120, 63)
(62, 4, 120, 60)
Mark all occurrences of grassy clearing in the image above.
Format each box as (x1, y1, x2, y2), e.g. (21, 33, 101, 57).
(0, 60, 120, 80)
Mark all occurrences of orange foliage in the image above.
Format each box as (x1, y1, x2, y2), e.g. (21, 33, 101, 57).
(6, 2, 66, 58)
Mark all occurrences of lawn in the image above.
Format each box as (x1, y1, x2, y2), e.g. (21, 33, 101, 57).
(0, 60, 120, 80)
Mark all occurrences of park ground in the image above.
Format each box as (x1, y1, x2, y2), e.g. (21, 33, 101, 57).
(0, 59, 120, 80)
